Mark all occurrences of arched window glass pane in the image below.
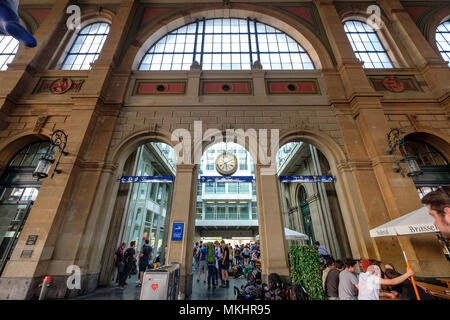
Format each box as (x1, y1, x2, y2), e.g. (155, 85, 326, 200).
(436, 21, 450, 66)
(61, 22, 110, 70)
(8, 141, 52, 167)
(0, 36, 19, 71)
(139, 18, 315, 71)
(343, 20, 393, 68)
(403, 140, 448, 166)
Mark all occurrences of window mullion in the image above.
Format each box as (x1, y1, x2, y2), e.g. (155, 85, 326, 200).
(200, 18, 206, 68)
(193, 19, 199, 63)
(247, 18, 253, 67)
(253, 19, 261, 63)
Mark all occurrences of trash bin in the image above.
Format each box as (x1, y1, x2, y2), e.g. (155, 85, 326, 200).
(140, 263, 180, 300)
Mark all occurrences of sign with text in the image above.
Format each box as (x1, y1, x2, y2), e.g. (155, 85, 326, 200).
(120, 176, 174, 183)
(171, 223, 184, 241)
(279, 175, 335, 183)
(199, 176, 254, 183)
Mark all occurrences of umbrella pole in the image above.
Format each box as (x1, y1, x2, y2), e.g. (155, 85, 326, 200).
(402, 251, 421, 300)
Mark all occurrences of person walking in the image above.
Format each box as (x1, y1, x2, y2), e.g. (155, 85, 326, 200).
(338, 258, 359, 300)
(242, 245, 250, 265)
(325, 260, 344, 300)
(220, 240, 230, 288)
(197, 243, 208, 283)
(119, 241, 136, 290)
(114, 242, 126, 284)
(206, 242, 218, 290)
(137, 239, 152, 287)
(315, 241, 333, 264)
(215, 241, 222, 285)
(193, 242, 200, 271)
(234, 245, 241, 265)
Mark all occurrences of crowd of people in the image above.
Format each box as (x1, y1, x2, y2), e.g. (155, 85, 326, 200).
(193, 240, 261, 290)
(320, 258, 435, 300)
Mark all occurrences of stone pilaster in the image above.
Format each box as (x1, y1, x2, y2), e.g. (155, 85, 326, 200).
(255, 164, 290, 281)
(166, 164, 198, 298)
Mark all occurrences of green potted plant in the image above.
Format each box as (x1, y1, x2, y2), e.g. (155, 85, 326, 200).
(289, 245, 325, 300)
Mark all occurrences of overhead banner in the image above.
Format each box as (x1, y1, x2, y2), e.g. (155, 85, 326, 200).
(120, 176, 174, 183)
(199, 176, 254, 183)
(279, 175, 335, 183)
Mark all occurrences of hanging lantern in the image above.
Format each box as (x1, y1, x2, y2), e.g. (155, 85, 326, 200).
(32, 157, 54, 180)
(404, 156, 423, 177)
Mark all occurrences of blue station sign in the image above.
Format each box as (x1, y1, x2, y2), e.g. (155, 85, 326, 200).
(199, 176, 254, 183)
(120, 176, 174, 183)
(171, 223, 184, 241)
(279, 175, 335, 183)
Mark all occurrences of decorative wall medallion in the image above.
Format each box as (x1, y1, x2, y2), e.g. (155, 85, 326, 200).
(50, 77, 73, 94)
(368, 75, 420, 93)
(33, 77, 85, 94)
(383, 75, 404, 92)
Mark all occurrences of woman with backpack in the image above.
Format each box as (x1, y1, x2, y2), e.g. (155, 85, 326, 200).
(206, 242, 218, 290)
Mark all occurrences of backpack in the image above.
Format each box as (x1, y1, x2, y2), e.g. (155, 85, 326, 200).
(289, 284, 309, 300)
(206, 243, 216, 263)
(266, 273, 288, 300)
(124, 248, 134, 264)
(247, 271, 256, 286)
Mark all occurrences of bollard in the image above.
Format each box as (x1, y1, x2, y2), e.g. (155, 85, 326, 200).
(38, 276, 53, 300)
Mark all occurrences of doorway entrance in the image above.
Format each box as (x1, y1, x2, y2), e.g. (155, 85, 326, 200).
(0, 140, 50, 275)
(277, 141, 352, 260)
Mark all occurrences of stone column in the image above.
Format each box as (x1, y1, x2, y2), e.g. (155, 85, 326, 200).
(166, 164, 198, 298)
(255, 164, 290, 281)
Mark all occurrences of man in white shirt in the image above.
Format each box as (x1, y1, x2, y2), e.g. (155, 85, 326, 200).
(357, 265, 414, 300)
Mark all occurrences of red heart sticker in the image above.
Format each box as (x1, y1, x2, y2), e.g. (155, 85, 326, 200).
(151, 284, 158, 291)
(148, 278, 152, 281)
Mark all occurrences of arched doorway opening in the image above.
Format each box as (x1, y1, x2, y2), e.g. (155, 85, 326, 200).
(277, 140, 352, 261)
(0, 140, 51, 275)
(402, 133, 450, 198)
(191, 141, 257, 299)
(99, 141, 177, 288)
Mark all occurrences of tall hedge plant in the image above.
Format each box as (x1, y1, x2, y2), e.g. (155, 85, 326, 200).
(289, 245, 325, 300)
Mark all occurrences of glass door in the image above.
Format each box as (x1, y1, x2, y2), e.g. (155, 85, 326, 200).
(0, 201, 33, 275)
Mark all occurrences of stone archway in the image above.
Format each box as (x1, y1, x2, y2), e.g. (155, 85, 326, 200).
(279, 128, 369, 260)
(84, 128, 178, 286)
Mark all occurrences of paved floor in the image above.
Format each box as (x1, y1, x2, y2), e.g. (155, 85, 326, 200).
(73, 270, 246, 300)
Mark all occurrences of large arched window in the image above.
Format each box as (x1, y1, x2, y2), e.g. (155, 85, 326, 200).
(0, 36, 19, 71)
(343, 20, 393, 68)
(139, 18, 315, 71)
(60, 22, 110, 70)
(403, 139, 448, 167)
(436, 20, 450, 66)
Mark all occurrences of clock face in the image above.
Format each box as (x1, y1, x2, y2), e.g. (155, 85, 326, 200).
(215, 152, 238, 176)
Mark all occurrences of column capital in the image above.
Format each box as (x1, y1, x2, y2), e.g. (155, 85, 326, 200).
(175, 164, 198, 173)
